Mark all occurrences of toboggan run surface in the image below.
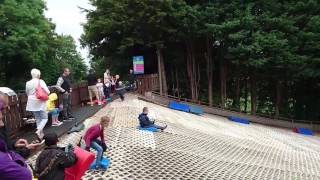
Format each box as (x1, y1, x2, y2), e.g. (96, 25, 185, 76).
(27, 94, 320, 180)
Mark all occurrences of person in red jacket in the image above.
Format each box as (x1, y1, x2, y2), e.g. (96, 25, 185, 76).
(83, 116, 109, 169)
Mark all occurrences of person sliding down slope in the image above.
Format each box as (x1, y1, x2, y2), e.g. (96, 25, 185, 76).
(138, 107, 167, 131)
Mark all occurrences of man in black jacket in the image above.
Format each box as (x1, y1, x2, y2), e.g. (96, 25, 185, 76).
(56, 68, 75, 121)
(35, 133, 77, 180)
(138, 107, 167, 131)
(128, 69, 136, 91)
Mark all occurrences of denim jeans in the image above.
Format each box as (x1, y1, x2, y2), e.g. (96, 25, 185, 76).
(90, 139, 103, 166)
(48, 108, 60, 116)
(62, 93, 72, 118)
(32, 110, 48, 131)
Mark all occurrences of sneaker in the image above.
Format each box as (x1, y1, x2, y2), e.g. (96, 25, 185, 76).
(160, 125, 168, 131)
(52, 122, 59, 126)
(98, 102, 102, 106)
(63, 117, 72, 122)
(52, 121, 63, 126)
(68, 116, 75, 120)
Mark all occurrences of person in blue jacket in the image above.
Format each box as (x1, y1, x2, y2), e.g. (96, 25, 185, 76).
(138, 107, 167, 131)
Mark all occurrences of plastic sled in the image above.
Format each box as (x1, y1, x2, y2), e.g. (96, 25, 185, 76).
(137, 126, 158, 132)
(64, 146, 95, 180)
(189, 105, 204, 115)
(228, 116, 250, 124)
(294, 127, 313, 136)
(90, 156, 110, 170)
(168, 101, 190, 112)
(68, 123, 85, 134)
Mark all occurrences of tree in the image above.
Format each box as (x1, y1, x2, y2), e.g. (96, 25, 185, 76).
(0, 0, 87, 89)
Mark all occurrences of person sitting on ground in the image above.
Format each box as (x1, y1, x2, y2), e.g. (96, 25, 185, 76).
(0, 93, 41, 159)
(47, 93, 63, 126)
(138, 107, 167, 131)
(83, 116, 109, 169)
(0, 138, 33, 180)
(35, 133, 77, 180)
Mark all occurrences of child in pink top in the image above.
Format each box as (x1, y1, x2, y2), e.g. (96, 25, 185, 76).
(83, 116, 109, 169)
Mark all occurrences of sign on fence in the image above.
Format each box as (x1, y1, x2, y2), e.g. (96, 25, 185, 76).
(133, 56, 144, 74)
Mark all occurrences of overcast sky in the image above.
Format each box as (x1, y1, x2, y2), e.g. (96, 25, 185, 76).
(44, 0, 93, 65)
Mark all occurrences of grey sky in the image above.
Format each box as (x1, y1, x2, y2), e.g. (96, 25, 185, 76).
(44, 0, 93, 65)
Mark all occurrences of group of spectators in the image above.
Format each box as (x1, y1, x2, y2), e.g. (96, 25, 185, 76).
(0, 67, 142, 179)
(87, 68, 137, 104)
(25, 68, 74, 141)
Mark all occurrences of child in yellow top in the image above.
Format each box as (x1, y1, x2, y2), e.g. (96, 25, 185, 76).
(47, 93, 62, 126)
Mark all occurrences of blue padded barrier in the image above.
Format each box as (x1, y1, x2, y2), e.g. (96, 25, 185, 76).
(228, 116, 250, 124)
(295, 128, 313, 136)
(168, 101, 190, 112)
(189, 105, 204, 115)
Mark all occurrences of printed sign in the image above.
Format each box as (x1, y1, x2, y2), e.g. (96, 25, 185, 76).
(133, 56, 144, 74)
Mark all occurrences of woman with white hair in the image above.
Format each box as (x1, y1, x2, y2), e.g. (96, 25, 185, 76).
(26, 69, 50, 140)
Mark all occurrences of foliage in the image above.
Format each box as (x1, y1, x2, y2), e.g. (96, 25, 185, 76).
(0, 0, 87, 89)
(82, 0, 320, 121)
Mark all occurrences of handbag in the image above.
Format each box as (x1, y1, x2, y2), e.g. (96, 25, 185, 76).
(36, 80, 48, 101)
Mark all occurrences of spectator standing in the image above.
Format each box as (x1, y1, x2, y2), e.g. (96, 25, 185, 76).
(87, 69, 99, 106)
(26, 69, 50, 140)
(56, 68, 75, 121)
(128, 69, 136, 91)
(103, 69, 111, 100)
(115, 75, 125, 101)
(96, 78, 104, 105)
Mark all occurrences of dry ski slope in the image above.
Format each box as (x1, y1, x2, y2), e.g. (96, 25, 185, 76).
(28, 94, 320, 180)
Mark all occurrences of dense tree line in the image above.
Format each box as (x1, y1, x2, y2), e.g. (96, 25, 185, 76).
(82, 0, 320, 121)
(0, 0, 87, 90)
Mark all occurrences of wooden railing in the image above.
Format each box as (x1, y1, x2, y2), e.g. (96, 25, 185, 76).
(1, 82, 90, 137)
(136, 74, 159, 94)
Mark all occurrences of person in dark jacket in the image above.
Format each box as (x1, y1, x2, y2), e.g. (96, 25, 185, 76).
(35, 133, 77, 180)
(56, 68, 75, 121)
(0, 94, 41, 159)
(0, 139, 32, 180)
(86, 69, 100, 105)
(115, 75, 125, 101)
(128, 69, 136, 91)
(138, 107, 167, 131)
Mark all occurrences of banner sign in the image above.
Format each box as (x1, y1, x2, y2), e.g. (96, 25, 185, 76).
(133, 56, 144, 74)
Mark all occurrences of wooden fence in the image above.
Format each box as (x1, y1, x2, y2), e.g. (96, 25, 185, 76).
(1, 82, 90, 137)
(136, 74, 159, 94)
